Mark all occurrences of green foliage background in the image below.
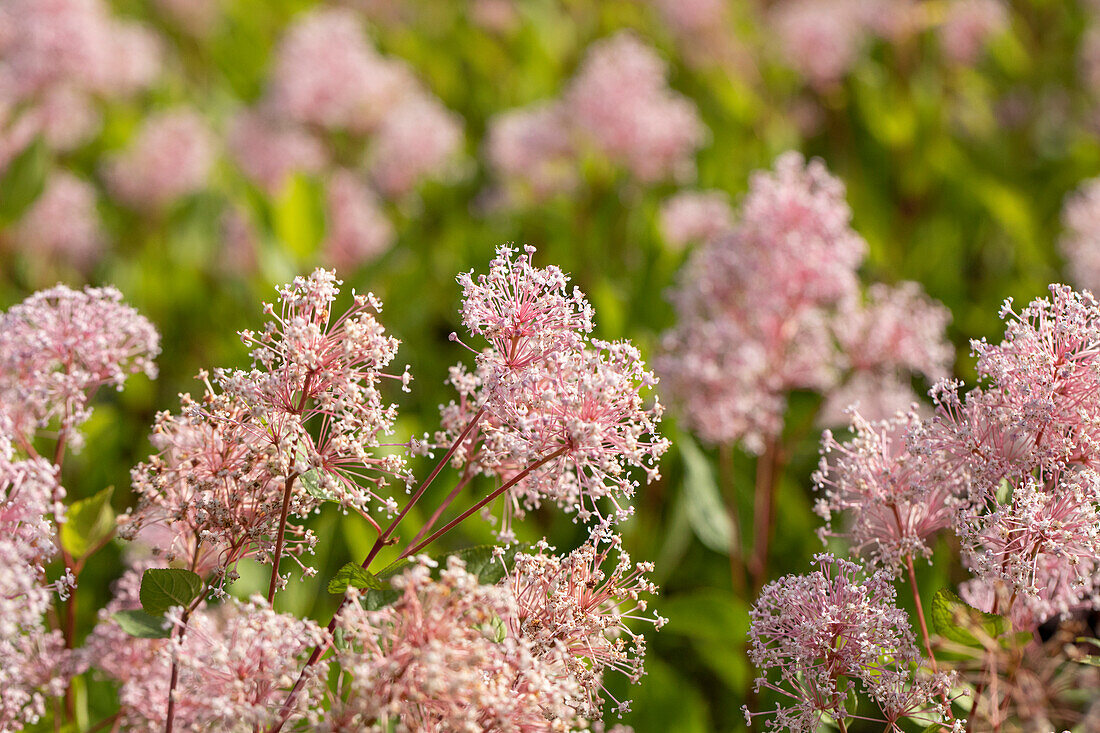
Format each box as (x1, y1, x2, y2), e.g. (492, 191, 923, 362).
(3, 0, 1098, 730)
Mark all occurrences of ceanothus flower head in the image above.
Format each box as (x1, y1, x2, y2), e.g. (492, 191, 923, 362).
(746, 554, 948, 732)
(0, 284, 159, 450)
(814, 410, 962, 571)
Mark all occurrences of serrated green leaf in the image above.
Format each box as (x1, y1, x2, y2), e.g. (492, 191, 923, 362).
(139, 568, 204, 615)
(328, 563, 384, 594)
(0, 136, 48, 223)
(678, 434, 734, 554)
(60, 486, 115, 559)
(112, 609, 171, 639)
(931, 588, 1009, 647)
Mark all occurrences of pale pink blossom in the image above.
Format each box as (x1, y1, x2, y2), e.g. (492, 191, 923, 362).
(437, 246, 666, 530)
(104, 110, 216, 210)
(746, 554, 950, 731)
(658, 190, 735, 249)
(506, 528, 665, 716)
(939, 0, 1009, 65)
(814, 410, 961, 570)
(322, 170, 394, 269)
(0, 285, 159, 451)
(770, 0, 868, 90)
(86, 581, 328, 732)
(268, 9, 413, 133)
(1060, 177, 1100, 293)
(566, 32, 706, 182)
(486, 102, 579, 200)
(327, 557, 585, 731)
(14, 172, 104, 271)
(368, 94, 463, 197)
(227, 110, 327, 194)
(659, 153, 867, 450)
(834, 283, 954, 379)
(0, 457, 69, 731)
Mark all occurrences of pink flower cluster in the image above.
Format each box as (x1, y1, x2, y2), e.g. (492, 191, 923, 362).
(1060, 176, 1100, 293)
(938, 0, 1009, 66)
(429, 245, 668, 536)
(657, 190, 735, 251)
(330, 535, 662, 729)
(487, 32, 705, 201)
(14, 172, 103, 271)
(0, 284, 160, 452)
(658, 153, 951, 452)
(125, 270, 409, 584)
(227, 8, 463, 267)
(814, 410, 961, 571)
(746, 554, 952, 731)
(0, 456, 68, 731)
(0, 0, 161, 159)
(84, 566, 328, 731)
(908, 286, 1100, 625)
(103, 110, 216, 211)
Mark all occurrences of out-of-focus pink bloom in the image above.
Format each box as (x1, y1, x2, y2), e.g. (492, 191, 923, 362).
(103, 110, 215, 210)
(0, 0, 160, 100)
(770, 0, 868, 90)
(820, 282, 954, 423)
(0, 284, 159, 450)
(470, 0, 521, 34)
(1060, 177, 1100, 293)
(746, 554, 951, 732)
(818, 370, 919, 426)
(835, 283, 954, 379)
(566, 32, 706, 183)
(815, 410, 961, 570)
(507, 528, 665, 716)
(227, 110, 327, 194)
(88, 21, 162, 97)
(27, 86, 100, 151)
(659, 153, 867, 451)
(329, 557, 586, 731)
(14, 172, 104, 271)
(939, 0, 1009, 65)
(220, 207, 259, 275)
(658, 190, 735, 249)
(268, 8, 414, 133)
(322, 169, 394, 270)
(486, 102, 578, 200)
(368, 94, 463, 198)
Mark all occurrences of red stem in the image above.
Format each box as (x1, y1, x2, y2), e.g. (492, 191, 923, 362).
(266, 473, 299, 604)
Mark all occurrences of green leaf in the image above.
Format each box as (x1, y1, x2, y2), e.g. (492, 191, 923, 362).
(112, 609, 171, 639)
(328, 563, 384, 594)
(678, 434, 734, 554)
(931, 588, 1010, 647)
(139, 568, 204, 616)
(300, 469, 338, 503)
(59, 486, 116, 559)
(0, 136, 48, 223)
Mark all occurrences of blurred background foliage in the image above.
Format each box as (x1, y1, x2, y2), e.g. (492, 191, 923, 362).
(3, 0, 1100, 730)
